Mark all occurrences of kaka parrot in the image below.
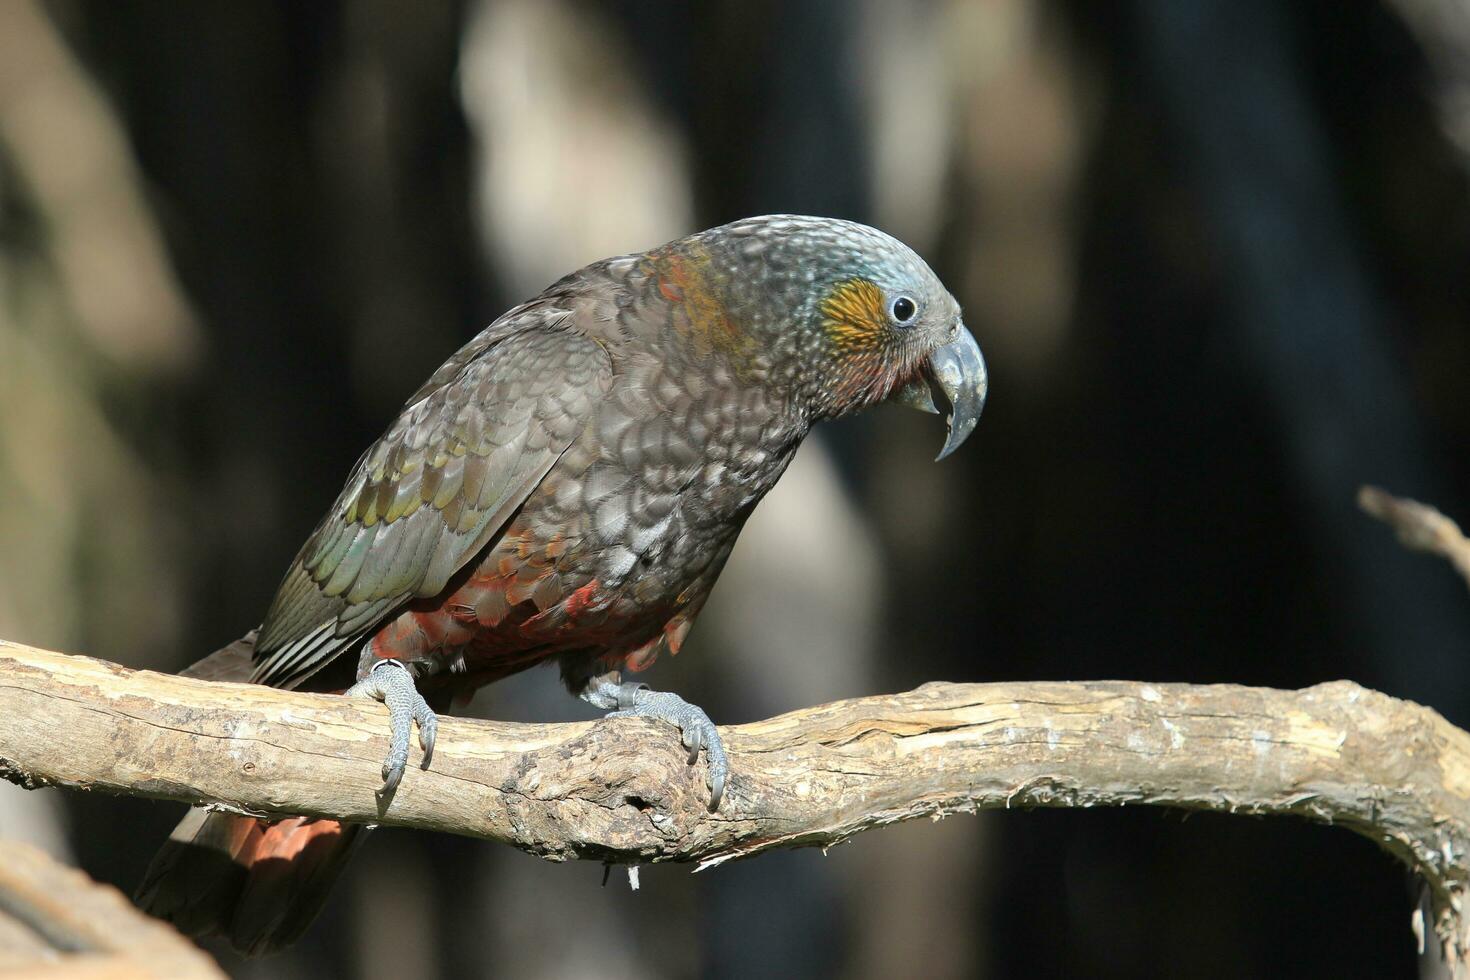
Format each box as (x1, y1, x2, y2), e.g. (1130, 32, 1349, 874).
(136, 215, 987, 954)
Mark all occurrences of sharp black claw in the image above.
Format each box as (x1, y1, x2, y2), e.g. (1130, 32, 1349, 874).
(382, 764, 404, 795)
(685, 726, 702, 764)
(419, 714, 437, 767)
(708, 771, 725, 812)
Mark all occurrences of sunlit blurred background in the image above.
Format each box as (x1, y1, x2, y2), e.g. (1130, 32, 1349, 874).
(2, 1, 1469, 976)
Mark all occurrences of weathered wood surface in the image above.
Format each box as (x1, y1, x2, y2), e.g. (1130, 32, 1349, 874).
(2, 638, 1470, 968)
(0, 838, 223, 978)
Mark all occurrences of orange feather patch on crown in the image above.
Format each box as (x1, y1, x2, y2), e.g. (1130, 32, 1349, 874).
(821, 277, 890, 353)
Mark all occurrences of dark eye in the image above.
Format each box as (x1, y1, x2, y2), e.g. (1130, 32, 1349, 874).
(891, 296, 917, 324)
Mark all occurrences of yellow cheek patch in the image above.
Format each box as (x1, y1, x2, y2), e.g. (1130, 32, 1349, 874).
(821, 277, 890, 353)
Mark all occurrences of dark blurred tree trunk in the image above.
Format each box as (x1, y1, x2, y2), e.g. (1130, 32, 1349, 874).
(1133, 0, 1470, 703)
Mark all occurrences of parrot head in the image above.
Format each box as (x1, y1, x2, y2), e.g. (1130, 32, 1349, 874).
(689, 214, 987, 460)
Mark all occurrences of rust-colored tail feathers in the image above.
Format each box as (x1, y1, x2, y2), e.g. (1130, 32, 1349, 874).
(136, 808, 365, 957)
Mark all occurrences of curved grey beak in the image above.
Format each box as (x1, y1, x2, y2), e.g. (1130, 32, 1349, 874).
(893, 323, 988, 461)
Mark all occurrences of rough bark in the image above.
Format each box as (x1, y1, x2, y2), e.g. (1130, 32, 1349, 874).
(2, 638, 1470, 970)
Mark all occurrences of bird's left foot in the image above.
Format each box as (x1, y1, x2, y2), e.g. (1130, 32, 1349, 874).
(345, 659, 437, 794)
(582, 676, 727, 811)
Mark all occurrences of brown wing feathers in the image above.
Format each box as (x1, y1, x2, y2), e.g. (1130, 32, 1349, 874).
(250, 312, 612, 688)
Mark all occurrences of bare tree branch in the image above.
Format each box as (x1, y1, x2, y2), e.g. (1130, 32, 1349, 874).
(0, 838, 222, 977)
(3, 638, 1470, 969)
(1360, 485, 1470, 592)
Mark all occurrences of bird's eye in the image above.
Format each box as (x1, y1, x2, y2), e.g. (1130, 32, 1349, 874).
(891, 296, 917, 324)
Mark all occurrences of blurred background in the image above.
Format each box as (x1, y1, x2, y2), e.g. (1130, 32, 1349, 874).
(1, 0, 1468, 976)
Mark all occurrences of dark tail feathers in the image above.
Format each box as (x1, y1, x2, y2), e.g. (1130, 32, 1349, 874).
(136, 808, 365, 957)
(178, 629, 259, 683)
